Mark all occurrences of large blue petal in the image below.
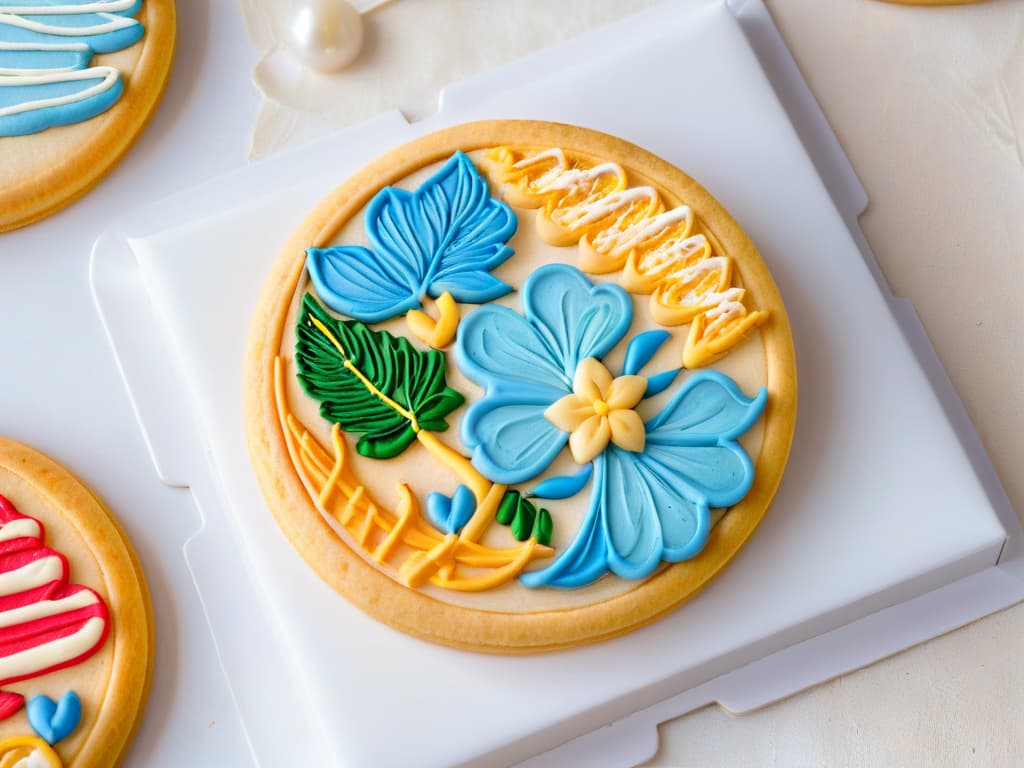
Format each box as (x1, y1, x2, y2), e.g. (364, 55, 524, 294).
(521, 265, 633, 378)
(460, 395, 569, 485)
(643, 440, 755, 509)
(647, 371, 768, 444)
(456, 304, 571, 396)
(306, 245, 421, 323)
(519, 449, 710, 589)
(520, 462, 610, 589)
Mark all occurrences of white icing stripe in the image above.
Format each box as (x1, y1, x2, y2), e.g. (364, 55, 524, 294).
(0, 556, 63, 597)
(0, 65, 118, 116)
(566, 186, 658, 227)
(512, 146, 566, 169)
(13, 751, 51, 768)
(0, 11, 138, 37)
(592, 205, 691, 251)
(0, 589, 97, 628)
(0, 616, 104, 679)
(636, 233, 707, 272)
(539, 162, 622, 194)
(0, 518, 40, 542)
(670, 255, 729, 285)
(0, 1, 136, 13)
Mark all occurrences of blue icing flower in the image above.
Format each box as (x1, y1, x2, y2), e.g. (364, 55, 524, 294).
(456, 263, 767, 588)
(307, 151, 518, 323)
(456, 263, 634, 484)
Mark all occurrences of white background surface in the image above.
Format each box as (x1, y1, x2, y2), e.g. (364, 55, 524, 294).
(0, 0, 1020, 766)
(241, 1, 1024, 765)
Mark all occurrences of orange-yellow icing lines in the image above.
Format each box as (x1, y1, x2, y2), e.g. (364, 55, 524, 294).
(273, 357, 553, 593)
(484, 146, 768, 368)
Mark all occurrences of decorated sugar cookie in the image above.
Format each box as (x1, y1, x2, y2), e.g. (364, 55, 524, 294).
(0, 0, 176, 232)
(245, 121, 797, 653)
(0, 438, 152, 766)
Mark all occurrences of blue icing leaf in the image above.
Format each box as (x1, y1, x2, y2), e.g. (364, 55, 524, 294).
(310, 152, 518, 323)
(431, 269, 510, 304)
(644, 368, 680, 399)
(426, 484, 476, 535)
(622, 329, 671, 375)
(307, 245, 421, 323)
(528, 464, 593, 500)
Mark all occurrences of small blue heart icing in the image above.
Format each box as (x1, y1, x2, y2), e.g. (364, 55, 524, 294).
(27, 691, 81, 746)
(425, 484, 476, 535)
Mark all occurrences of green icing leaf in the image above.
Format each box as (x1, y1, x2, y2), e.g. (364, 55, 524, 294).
(533, 508, 553, 547)
(296, 293, 465, 459)
(510, 501, 535, 542)
(495, 489, 553, 545)
(496, 491, 519, 526)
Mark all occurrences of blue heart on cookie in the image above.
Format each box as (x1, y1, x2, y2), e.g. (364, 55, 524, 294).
(27, 690, 82, 745)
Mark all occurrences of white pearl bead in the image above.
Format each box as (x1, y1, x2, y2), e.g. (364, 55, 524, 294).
(286, 0, 364, 73)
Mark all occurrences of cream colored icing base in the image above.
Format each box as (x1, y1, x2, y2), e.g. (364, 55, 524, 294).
(279, 151, 768, 613)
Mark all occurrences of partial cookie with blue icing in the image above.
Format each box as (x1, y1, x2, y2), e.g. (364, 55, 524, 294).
(245, 120, 797, 653)
(0, 437, 154, 767)
(0, 0, 176, 232)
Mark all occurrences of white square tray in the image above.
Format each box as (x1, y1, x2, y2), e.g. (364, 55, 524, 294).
(91, 1, 1024, 766)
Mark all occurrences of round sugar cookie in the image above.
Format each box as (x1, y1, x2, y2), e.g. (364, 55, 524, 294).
(0, 438, 153, 767)
(245, 120, 797, 653)
(0, 0, 176, 233)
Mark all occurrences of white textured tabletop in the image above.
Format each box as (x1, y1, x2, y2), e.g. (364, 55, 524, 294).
(240, 0, 1024, 764)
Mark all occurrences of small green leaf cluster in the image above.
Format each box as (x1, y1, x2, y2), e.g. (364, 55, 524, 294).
(496, 490, 552, 546)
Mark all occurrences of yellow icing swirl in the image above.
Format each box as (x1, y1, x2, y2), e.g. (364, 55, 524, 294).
(482, 146, 768, 368)
(0, 737, 62, 768)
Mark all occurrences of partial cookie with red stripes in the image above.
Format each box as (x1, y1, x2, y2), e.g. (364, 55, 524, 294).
(0, 438, 152, 768)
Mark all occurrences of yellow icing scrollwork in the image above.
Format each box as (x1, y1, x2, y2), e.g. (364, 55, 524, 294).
(482, 146, 768, 368)
(0, 736, 62, 768)
(274, 357, 553, 592)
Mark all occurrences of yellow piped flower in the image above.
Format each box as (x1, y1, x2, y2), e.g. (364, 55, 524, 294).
(544, 358, 646, 464)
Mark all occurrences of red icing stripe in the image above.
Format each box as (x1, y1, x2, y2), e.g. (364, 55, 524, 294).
(0, 495, 111, 715)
